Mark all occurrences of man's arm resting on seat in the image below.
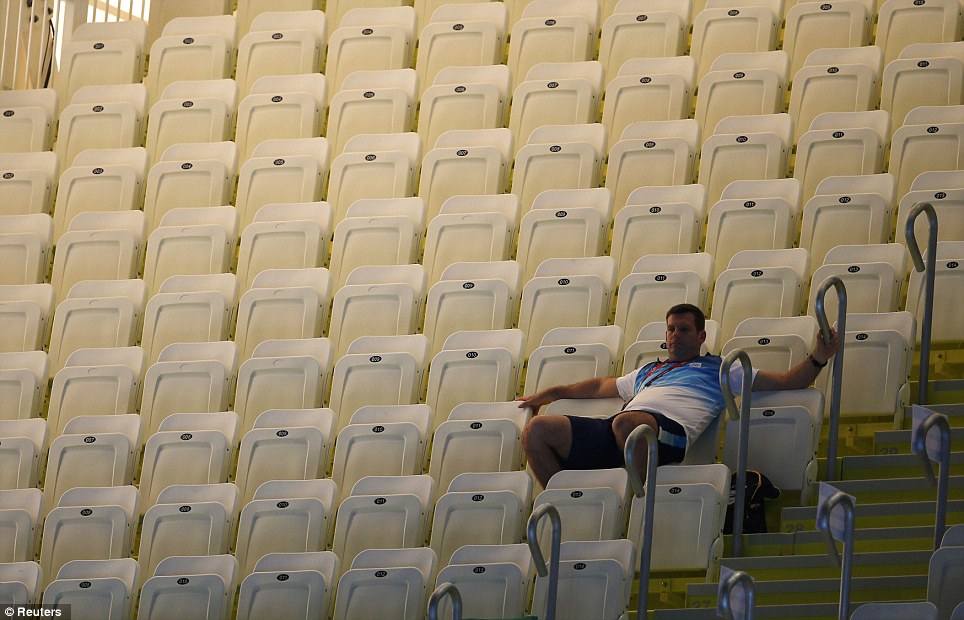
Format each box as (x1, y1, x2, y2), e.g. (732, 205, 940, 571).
(751, 328, 839, 391)
(517, 376, 620, 414)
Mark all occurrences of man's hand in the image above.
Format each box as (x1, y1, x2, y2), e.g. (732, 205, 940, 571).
(516, 377, 620, 415)
(812, 327, 840, 365)
(516, 389, 556, 415)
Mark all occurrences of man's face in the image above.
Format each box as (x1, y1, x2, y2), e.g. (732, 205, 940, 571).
(665, 312, 706, 361)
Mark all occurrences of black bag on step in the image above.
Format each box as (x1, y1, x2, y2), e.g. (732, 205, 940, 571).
(724, 470, 780, 534)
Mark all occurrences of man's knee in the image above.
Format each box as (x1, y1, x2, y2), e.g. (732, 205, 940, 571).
(610, 410, 657, 444)
(523, 415, 571, 454)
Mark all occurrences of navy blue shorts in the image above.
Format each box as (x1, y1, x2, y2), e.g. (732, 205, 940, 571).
(560, 412, 687, 470)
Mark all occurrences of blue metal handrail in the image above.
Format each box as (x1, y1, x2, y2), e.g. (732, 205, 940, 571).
(816, 490, 856, 620)
(625, 423, 658, 617)
(527, 503, 561, 620)
(721, 348, 753, 558)
(719, 570, 756, 620)
(814, 276, 847, 481)
(905, 202, 938, 406)
(913, 410, 951, 549)
(428, 582, 462, 620)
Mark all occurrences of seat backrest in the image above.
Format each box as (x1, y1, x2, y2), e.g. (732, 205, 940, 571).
(138, 490, 238, 583)
(697, 130, 788, 206)
(235, 488, 334, 576)
(332, 565, 429, 620)
(429, 418, 523, 493)
(425, 347, 518, 430)
(235, 425, 333, 505)
(447, 402, 531, 432)
(235, 285, 328, 359)
(831, 327, 912, 419)
(533, 478, 628, 546)
(422, 212, 516, 283)
(889, 121, 964, 200)
(331, 421, 425, 502)
(523, 342, 615, 396)
(137, 562, 235, 620)
(0, 352, 49, 419)
(236, 568, 331, 620)
(48, 297, 139, 372)
(927, 544, 964, 618)
(328, 282, 422, 358)
(331, 493, 431, 573)
(691, 5, 780, 83)
(236, 141, 328, 217)
(876, 0, 963, 66)
(42, 432, 135, 513)
(431, 486, 527, 566)
(349, 404, 432, 434)
(783, 0, 872, 77)
(0, 420, 46, 492)
(138, 428, 233, 510)
(628, 465, 727, 571)
(327, 351, 423, 433)
(518, 271, 613, 356)
(530, 539, 636, 620)
(722, 388, 824, 503)
(433, 561, 529, 620)
(507, 2, 598, 85)
(235, 10, 327, 94)
(43, 557, 140, 620)
(234, 354, 326, 435)
(711, 264, 804, 350)
(40, 502, 133, 587)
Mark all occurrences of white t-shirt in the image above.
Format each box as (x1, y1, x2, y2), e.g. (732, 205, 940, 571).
(614, 355, 757, 451)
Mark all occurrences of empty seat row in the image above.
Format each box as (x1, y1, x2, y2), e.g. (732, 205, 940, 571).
(4, 103, 961, 255)
(34, 0, 963, 112)
(1, 457, 743, 618)
(6, 34, 960, 172)
(2, 114, 960, 295)
(6, 161, 963, 282)
(3, 218, 960, 356)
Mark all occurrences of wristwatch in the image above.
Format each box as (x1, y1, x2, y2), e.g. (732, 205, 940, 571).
(808, 353, 828, 368)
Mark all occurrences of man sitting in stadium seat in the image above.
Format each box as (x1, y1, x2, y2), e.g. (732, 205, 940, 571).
(518, 303, 839, 488)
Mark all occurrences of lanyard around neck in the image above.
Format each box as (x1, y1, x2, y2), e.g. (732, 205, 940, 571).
(636, 358, 695, 393)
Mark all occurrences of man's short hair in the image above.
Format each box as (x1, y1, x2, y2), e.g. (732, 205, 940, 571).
(666, 303, 706, 331)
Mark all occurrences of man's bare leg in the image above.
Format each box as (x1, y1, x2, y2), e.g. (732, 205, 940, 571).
(611, 411, 660, 483)
(522, 415, 573, 488)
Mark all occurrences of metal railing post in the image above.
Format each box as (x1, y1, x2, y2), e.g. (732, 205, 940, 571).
(719, 570, 756, 620)
(912, 411, 951, 549)
(814, 276, 848, 480)
(625, 423, 658, 618)
(905, 202, 938, 406)
(816, 490, 856, 620)
(527, 503, 561, 620)
(721, 349, 753, 558)
(428, 582, 462, 620)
